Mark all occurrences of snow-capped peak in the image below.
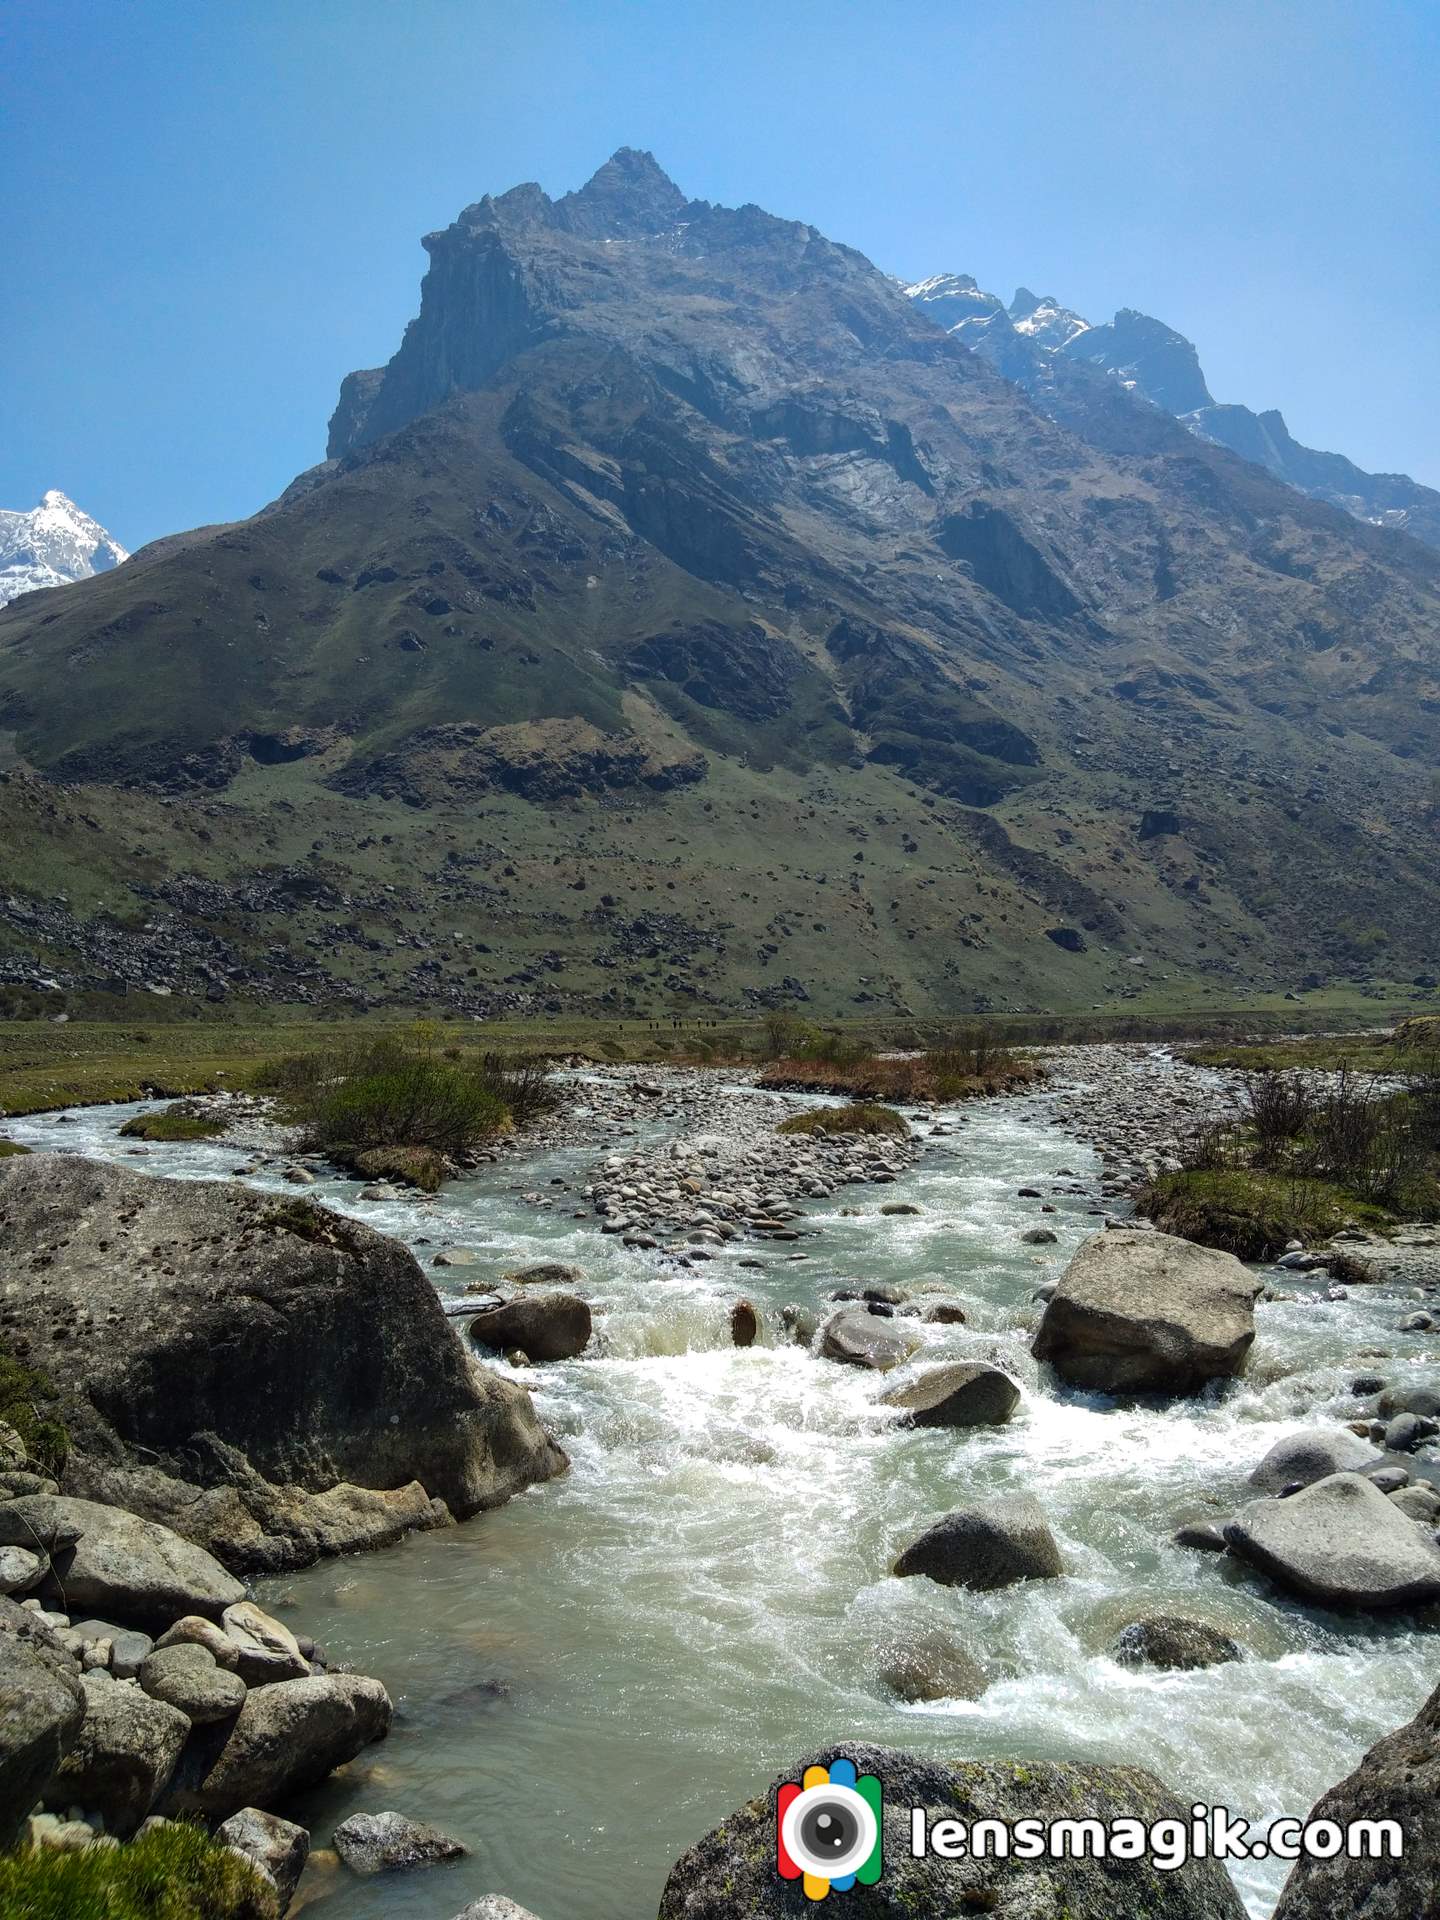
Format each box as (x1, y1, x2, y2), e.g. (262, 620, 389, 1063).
(0, 489, 128, 609)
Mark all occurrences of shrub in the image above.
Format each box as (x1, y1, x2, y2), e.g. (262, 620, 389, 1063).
(0, 1342, 68, 1474)
(1136, 1170, 1352, 1261)
(118, 1102, 227, 1143)
(776, 1103, 909, 1138)
(1243, 1072, 1316, 1165)
(0, 1818, 277, 1918)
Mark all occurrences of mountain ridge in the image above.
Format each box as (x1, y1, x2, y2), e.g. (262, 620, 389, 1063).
(0, 152, 1436, 1019)
(0, 489, 128, 608)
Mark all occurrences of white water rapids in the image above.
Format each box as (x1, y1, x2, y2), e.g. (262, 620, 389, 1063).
(10, 1069, 1437, 1919)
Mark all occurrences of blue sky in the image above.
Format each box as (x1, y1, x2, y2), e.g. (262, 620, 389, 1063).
(2, 0, 1436, 549)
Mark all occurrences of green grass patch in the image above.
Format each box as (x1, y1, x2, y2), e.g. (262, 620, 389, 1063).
(117, 1102, 228, 1143)
(0, 1140, 30, 1158)
(0, 1819, 277, 1919)
(777, 1103, 909, 1138)
(1135, 1169, 1395, 1262)
(0, 1342, 68, 1475)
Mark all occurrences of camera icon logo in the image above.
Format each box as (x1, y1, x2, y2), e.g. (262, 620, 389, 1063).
(776, 1758, 883, 1900)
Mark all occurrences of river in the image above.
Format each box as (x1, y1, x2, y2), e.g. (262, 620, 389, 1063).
(10, 1064, 1437, 1919)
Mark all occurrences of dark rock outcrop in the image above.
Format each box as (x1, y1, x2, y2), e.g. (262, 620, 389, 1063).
(658, 1744, 1247, 1918)
(0, 1156, 566, 1575)
(1271, 1680, 1440, 1920)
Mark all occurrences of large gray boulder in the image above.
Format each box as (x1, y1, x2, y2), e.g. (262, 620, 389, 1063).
(1271, 1680, 1439, 1920)
(881, 1362, 1019, 1428)
(0, 1155, 567, 1575)
(820, 1309, 921, 1371)
(0, 1596, 85, 1850)
(139, 1642, 248, 1724)
(47, 1669, 191, 1836)
(159, 1672, 392, 1822)
(1225, 1472, 1440, 1608)
(658, 1744, 1246, 1919)
(216, 1807, 312, 1910)
(468, 1292, 592, 1363)
(893, 1495, 1063, 1590)
(0, 1495, 243, 1627)
(1033, 1230, 1261, 1395)
(1248, 1428, 1383, 1495)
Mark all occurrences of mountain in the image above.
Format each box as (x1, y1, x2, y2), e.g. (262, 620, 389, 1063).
(0, 150, 1437, 1020)
(0, 490, 128, 608)
(906, 279, 1440, 549)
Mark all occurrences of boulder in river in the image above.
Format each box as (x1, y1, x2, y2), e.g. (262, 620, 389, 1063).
(881, 1362, 1020, 1429)
(1032, 1229, 1261, 1396)
(1248, 1428, 1383, 1496)
(820, 1308, 921, 1371)
(1224, 1472, 1440, 1609)
(468, 1293, 592, 1363)
(333, 1808, 468, 1874)
(1270, 1678, 1439, 1920)
(1109, 1613, 1242, 1671)
(658, 1743, 1247, 1919)
(450, 1901, 545, 1920)
(0, 1155, 567, 1576)
(0, 1596, 85, 1850)
(893, 1494, 1063, 1590)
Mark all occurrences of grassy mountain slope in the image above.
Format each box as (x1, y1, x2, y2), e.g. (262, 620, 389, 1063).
(0, 150, 1437, 1019)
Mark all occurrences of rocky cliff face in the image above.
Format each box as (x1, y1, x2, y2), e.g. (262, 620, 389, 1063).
(0, 152, 1438, 1015)
(0, 1156, 567, 1573)
(0, 489, 128, 607)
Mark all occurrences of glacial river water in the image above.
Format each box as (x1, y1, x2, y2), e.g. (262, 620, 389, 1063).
(11, 1074, 1438, 1920)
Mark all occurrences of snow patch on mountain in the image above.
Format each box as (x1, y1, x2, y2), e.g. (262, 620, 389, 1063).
(0, 490, 128, 608)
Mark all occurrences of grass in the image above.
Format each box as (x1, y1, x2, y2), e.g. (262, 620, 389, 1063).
(776, 1103, 909, 1138)
(1184, 1036, 1406, 1073)
(1135, 1169, 1391, 1261)
(0, 1141, 30, 1157)
(0, 1820, 277, 1919)
(0, 1342, 68, 1474)
(117, 1102, 228, 1143)
(758, 1042, 1041, 1104)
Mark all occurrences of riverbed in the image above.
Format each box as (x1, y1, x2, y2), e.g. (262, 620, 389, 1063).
(10, 1059, 1438, 1919)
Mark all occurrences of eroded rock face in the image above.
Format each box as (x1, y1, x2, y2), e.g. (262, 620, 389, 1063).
(0, 1156, 567, 1574)
(658, 1744, 1247, 1919)
(0, 1597, 85, 1850)
(1271, 1681, 1440, 1920)
(1224, 1472, 1440, 1609)
(1032, 1230, 1261, 1395)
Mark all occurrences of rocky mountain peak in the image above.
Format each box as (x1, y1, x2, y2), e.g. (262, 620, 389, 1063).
(556, 146, 690, 236)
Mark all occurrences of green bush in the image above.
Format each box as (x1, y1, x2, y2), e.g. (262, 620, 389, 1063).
(777, 1103, 909, 1138)
(0, 1820, 276, 1919)
(0, 1343, 68, 1474)
(118, 1103, 227, 1143)
(1136, 1169, 1383, 1261)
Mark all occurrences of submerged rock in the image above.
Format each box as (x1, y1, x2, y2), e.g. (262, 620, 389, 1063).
(876, 1629, 986, 1702)
(0, 1155, 567, 1575)
(1271, 1679, 1440, 1920)
(894, 1495, 1063, 1590)
(1033, 1229, 1261, 1395)
(1109, 1614, 1241, 1671)
(1225, 1472, 1440, 1609)
(658, 1744, 1247, 1918)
